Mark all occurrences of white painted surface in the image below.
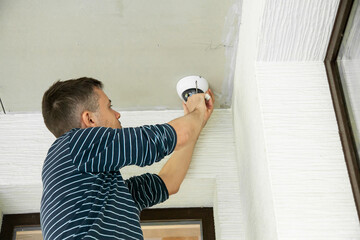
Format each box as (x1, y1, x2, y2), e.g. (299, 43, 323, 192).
(232, 0, 278, 239)
(231, 0, 360, 238)
(0, 109, 244, 239)
(221, 0, 243, 108)
(257, 0, 340, 61)
(256, 62, 360, 239)
(0, 0, 240, 112)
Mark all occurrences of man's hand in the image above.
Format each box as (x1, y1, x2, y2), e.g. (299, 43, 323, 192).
(183, 89, 215, 127)
(168, 89, 214, 150)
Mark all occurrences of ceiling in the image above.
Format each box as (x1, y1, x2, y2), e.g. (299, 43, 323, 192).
(0, 0, 240, 113)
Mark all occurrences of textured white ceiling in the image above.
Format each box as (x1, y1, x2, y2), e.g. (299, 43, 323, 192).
(0, 0, 241, 112)
(257, 0, 339, 61)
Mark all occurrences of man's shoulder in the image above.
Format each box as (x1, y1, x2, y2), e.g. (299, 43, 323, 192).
(68, 127, 114, 142)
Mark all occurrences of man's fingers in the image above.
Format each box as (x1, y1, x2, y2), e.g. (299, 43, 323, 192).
(205, 89, 214, 110)
(182, 102, 189, 115)
(209, 89, 215, 104)
(187, 93, 205, 105)
(186, 93, 207, 115)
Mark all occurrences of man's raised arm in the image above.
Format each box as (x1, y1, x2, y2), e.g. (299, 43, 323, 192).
(68, 91, 212, 174)
(160, 90, 214, 194)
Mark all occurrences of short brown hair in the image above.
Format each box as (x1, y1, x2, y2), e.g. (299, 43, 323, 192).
(42, 77, 103, 138)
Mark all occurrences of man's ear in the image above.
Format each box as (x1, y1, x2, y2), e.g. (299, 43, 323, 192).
(80, 111, 97, 128)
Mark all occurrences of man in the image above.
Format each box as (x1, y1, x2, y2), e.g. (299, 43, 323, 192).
(40, 77, 214, 239)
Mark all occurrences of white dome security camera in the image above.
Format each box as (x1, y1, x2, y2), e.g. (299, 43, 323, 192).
(176, 76, 210, 102)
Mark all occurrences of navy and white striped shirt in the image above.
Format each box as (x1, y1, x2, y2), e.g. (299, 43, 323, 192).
(40, 124, 177, 240)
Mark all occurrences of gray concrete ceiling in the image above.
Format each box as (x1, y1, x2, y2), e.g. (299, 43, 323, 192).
(0, 0, 240, 113)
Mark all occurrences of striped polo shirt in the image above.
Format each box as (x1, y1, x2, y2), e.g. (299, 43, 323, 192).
(40, 124, 177, 240)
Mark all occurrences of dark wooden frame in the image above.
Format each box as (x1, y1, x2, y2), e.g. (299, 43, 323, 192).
(140, 208, 215, 239)
(0, 213, 41, 240)
(324, 0, 360, 221)
(0, 207, 215, 240)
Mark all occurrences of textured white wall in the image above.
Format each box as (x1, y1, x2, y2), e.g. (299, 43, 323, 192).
(232, 0, 360, 239)
(232, 0, 278, 239)
(0, 109, 244, 239)
(256, 62, 360, 239)
(257, 0, 340, 61)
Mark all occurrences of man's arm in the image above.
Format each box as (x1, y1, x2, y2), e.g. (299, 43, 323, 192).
(69, 91, 212, 174)
(158, 141, 197, 195)
(69, 124, 177, 173)
(167, 107, 203, 151)
(160, 90, 214, 194)
(125, 173, 169, 211)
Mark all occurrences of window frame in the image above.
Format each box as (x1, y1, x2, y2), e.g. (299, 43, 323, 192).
(325, 0, 360, 221)
(0, 207, 215, 240)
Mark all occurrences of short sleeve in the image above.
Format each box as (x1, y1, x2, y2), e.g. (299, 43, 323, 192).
(125, 173, 169, 211)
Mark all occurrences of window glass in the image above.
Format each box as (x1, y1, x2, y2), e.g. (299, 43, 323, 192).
(142, 221, 202, 240)
(13, 221, 202, 240)
(337, 0, 360, 167)
(14, 226, 42, 240)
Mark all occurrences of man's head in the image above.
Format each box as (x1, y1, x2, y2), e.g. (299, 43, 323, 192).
(42, 77, 121, 138)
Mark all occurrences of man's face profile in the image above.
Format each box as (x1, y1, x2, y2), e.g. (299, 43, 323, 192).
(92, 88, 122, 129)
